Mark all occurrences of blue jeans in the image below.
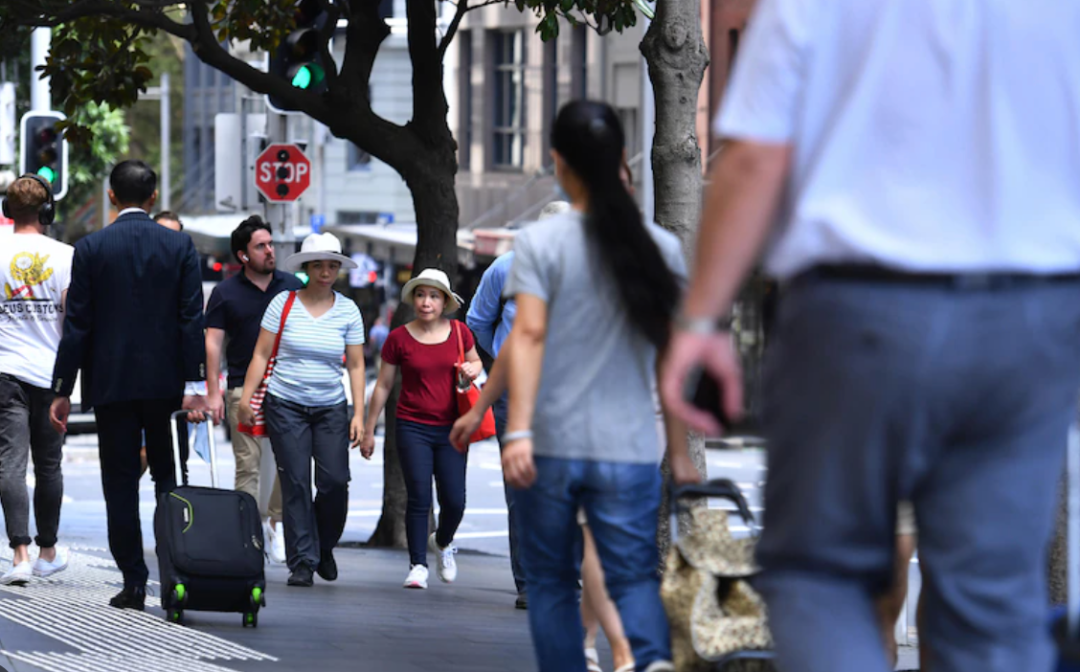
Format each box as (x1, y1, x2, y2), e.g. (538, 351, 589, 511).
(493, 393, 527, 593)
(517, 456, 671, 672)
(397, 419, 467, 567)
(758, 277, 1080, 672)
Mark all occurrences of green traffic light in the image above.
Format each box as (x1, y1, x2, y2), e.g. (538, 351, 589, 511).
(37, 166, 57, 183)
(292, 66, 313, 89)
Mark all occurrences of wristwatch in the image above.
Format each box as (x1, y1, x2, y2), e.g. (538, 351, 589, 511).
(674, 313, 731, 335)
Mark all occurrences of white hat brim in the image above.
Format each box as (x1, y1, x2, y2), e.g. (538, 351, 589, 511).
(401, 278, 463, 315)
(282, 251, 358, 273)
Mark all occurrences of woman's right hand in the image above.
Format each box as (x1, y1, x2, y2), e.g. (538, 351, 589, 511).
(360, 432, 376, 460)
(237, 400, 256, 428)
(450, 409, 481, 453)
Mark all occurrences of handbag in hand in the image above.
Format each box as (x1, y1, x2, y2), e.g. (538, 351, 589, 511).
(454, 320, 497, 445)
(238, 291, 297, 436)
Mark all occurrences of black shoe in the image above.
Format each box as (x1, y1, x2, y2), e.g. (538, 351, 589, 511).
(317, 550, 338, 582)
(287, 565, 314, 587)
(110, 585, 146, 611)
(515, 591, 528, 610)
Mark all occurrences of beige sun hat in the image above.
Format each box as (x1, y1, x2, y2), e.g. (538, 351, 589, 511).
(401, 268, 463, 315)
(282, 233, 358, 272)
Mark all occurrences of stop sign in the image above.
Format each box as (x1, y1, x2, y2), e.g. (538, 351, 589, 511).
(255, 143, 311, 202)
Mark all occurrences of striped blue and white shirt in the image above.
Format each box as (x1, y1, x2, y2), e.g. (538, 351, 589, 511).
(261, 291, 365, 407)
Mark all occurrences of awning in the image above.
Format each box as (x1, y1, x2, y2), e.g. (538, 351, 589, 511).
(325, 223, 478, 268)
(180, 212, 312, 257)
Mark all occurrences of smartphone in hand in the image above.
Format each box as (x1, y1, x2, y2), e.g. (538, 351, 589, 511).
(683, 365, 730, 429)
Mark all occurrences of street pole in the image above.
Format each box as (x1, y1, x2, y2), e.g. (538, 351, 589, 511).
(160, 72, 171, 211)
(30, 28, 51, 112)
(640, 16, 655, 224)
(268, 112, 291, 261)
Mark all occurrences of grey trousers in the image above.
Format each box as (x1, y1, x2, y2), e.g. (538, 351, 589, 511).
(265, 394, 350, 572)
(758, 277, 1080, 672)
(0, 374, 63, 549)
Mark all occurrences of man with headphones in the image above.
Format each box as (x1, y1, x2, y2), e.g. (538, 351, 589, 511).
(202, 215, 302, 564)
(0, 174, 71, 584)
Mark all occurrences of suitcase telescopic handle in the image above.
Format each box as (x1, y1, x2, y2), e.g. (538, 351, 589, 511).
(170, 410, 218, 489)
(1068, 424, 1080, 639)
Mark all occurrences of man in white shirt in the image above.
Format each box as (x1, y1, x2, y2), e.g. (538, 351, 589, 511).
(0, 175, 72, 585)
(661, 2, 1080, 671)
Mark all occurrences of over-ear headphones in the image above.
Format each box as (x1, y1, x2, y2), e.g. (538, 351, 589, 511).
(2, 174, 56, 226)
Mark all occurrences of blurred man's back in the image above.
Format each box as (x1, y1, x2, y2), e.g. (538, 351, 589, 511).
(693, 2, 1080, 672)
(723, 0, 1080, 280)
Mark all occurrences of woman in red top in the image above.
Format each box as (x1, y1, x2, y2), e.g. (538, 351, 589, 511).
(361, 269, 482, 589)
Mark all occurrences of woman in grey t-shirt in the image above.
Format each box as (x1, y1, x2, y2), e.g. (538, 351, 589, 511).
(500, 101, 700, 672)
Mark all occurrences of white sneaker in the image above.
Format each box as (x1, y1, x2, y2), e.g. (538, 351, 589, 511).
(0, 561, 32, 586)
(428, 533, 457, 583)
(403, 564, 429, 589)
(33, 548, 68, 578)
(266, 521, 287, 565)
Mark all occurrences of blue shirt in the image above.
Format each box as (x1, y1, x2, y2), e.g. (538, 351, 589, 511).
(261, 291, 365, 407)
(466, 252, 516, 357)
(205, 270, 304, 388)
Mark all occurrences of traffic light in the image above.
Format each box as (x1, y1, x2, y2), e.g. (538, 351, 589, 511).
(19, 111, 68, 200)
(267, 0, 330, 112)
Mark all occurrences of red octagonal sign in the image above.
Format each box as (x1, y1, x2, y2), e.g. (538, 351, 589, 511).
(255, 143, 311, 202)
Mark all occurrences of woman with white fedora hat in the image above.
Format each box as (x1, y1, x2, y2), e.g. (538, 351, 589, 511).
(361, 268, 483, 589)
(238, 232, 367, 588)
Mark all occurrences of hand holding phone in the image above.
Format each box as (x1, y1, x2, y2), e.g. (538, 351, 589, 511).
(683, 365, 731, 430)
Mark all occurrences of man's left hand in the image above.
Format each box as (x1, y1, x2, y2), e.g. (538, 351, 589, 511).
(183, 395, 208, 423)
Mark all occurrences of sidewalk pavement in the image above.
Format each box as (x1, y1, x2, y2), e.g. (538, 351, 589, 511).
(0, 545, 545, 672)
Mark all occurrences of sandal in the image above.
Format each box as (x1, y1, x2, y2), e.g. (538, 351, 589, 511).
(585, 647, 603, 672)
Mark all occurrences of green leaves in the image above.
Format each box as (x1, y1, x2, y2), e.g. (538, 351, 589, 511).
(514, 0, 642, 40)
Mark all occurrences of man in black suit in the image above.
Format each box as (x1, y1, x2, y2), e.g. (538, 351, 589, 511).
(49, 160, 206, 610)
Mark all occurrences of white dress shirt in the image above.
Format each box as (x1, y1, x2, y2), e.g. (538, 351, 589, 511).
(716, 0, 1080, 281)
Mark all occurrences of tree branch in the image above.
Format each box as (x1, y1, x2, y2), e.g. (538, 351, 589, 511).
(2, 0, 191, 39)
(437, 0, 506, 60)
(312, 0, 342, 89)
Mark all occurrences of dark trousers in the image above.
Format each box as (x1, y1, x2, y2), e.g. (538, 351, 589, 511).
(397, 419, 467, 567)
(757, 279, 1080, 672)
(95, 397, 182, 588)
(493, 394, 527, 593)
(0, 374, 64, 549)
(265, 394, 350, 572)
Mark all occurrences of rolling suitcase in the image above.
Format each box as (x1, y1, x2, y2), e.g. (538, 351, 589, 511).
(155, 411, 267, 626)
(1055, 425, 1080, 670)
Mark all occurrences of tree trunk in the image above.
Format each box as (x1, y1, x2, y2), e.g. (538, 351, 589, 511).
(367, 160, 460, 548)
(641, 0, 710, 559)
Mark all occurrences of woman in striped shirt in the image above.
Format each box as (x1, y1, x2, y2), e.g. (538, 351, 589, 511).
(238, 233, 367, 588)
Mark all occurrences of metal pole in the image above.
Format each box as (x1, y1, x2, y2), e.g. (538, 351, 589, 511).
(30, 29, 51, 112)
(269, 112, 291, 261)
(101, 177, 110, 228)
(160, 72, 171, 210)
(640, 17, 655, 224)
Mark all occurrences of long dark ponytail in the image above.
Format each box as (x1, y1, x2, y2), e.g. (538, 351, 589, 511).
(551, 100, 680, 350)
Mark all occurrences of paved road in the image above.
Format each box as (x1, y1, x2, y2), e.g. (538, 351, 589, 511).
(0, 430, 919, 671)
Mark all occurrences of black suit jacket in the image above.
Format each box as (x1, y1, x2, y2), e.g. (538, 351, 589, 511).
(52, 211, 206, 407)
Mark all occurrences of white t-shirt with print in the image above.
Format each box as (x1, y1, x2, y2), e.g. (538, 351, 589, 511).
(0, 233, 74, 388)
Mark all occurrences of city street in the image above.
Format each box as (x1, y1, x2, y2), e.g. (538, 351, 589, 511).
(0, 430, 921, 671)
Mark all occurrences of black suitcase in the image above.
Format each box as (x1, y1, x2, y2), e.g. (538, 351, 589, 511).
(155, 411, 267, 626)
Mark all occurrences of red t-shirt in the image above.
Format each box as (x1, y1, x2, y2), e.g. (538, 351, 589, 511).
(381, 321, 476, 426)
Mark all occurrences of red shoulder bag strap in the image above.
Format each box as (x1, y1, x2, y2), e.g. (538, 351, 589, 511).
(454, 320, 465, 366)
(270, 291, 298, 361)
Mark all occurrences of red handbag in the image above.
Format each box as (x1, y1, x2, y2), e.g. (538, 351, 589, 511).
(238, 291, 297, 436)
(454, 321, 497, 445)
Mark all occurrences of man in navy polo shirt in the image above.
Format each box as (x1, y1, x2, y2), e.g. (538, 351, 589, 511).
(204, 215, 303, 564)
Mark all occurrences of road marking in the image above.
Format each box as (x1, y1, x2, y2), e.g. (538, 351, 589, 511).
(0, 545, 276, 672)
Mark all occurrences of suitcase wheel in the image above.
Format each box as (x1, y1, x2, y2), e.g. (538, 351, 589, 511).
(243, 611, 258, 628)
(173, 584, 188, 608)
(252, 586, 265, 608)
(166, 608, 184, 625)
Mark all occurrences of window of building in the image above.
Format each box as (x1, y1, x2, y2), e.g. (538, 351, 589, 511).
(337, 211, 380, 225)
(458, 33, 473, 171)
(347, 143, 372, 172)
(492, 30, 526, 169)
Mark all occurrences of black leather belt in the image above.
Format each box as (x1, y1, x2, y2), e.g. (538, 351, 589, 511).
(798, 264, 1080, 290)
